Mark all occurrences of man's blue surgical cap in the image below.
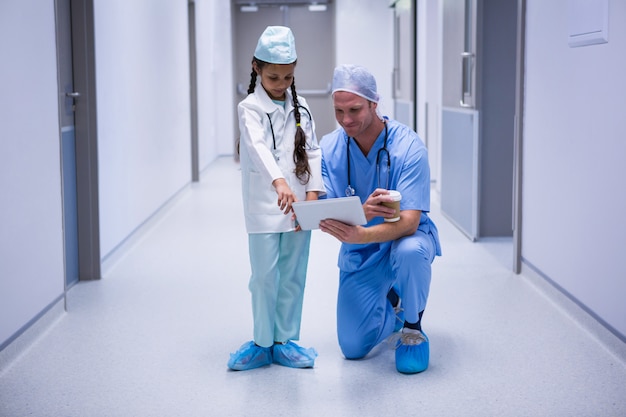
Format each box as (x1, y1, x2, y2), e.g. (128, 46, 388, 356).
(331, 64, 379, 103)
(254, 26, 297, 64)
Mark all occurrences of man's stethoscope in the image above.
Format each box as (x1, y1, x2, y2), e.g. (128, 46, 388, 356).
(345, 119, 390, 197)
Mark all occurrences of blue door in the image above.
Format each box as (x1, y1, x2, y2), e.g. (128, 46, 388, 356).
(56, 0, 80, 288)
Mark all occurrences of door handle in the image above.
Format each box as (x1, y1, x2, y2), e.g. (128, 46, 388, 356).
(460, 52, 474, 108)
(65, 92, 81, 98)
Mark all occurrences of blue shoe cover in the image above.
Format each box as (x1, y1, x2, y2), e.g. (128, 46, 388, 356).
(227, 341, 272, 371)
(395, 329, 429, 374)
(272, 341, 317, 368)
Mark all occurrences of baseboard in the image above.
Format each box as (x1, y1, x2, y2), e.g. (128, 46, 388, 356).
(521, 261, 626, 366)
(0, 297, 66, 376)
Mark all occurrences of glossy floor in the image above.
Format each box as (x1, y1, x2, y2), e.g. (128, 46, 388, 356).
(1, 157, 625, 416)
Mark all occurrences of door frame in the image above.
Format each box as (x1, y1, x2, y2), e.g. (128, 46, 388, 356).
(58, 0, 101, 281)
(188, 0, 200, 182)
(439, 0, 521, 260)
(391, 0, 417, 131)
(512, 0, 526, 273)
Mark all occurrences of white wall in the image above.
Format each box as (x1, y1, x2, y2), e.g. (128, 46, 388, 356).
(0, 1, 65, 346)
(0, 0, 233, 351)
(196, 0, 235, 167)
(94, 0, 192, 257)
(523, 0, 626, 339)
(418, 0, 443, 188)
(335, 0, 394, 119)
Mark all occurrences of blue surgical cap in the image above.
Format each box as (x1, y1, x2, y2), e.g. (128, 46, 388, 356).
(254, 26, 297, 64)
(331, 64, 379, 103)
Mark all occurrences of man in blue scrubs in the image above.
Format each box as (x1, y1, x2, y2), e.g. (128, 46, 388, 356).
(319, 65, 441, 374)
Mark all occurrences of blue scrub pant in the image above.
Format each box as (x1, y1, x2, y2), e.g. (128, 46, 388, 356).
(337, 228, 438, 359)
(248, 231, 311, 348)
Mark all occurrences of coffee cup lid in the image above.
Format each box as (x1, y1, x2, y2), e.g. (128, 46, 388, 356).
(388, 190, 402, 201)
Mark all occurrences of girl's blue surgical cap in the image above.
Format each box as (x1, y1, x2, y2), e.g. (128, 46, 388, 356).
(254, 26, 297, 64)
(331, 64, 380, 103)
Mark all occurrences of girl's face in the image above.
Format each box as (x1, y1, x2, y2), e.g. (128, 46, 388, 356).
(255, 63, 295, 101)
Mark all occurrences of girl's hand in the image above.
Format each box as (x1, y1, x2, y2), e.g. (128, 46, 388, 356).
(272, 178, 296, 215)
(291, 212, 302, 232)
(293, 191, 319, 231)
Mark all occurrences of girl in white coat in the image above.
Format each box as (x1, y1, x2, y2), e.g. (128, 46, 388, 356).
(227, 26, 325, 371)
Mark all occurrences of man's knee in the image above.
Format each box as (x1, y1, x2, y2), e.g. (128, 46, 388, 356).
(339, 336, 372, 360)
(338, 327, 378, 359)
(393, 233, 435, 265)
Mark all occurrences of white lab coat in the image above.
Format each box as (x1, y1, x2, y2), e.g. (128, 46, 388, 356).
(238, 82, 325, 234)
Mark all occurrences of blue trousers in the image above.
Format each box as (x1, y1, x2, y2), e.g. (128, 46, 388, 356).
(248, 231, 311, 348)
(337, 227, 438, 359)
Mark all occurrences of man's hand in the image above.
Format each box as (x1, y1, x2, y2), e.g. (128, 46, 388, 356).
(320, 188, 422, 244)
(363, 188, 397, 222)
(319, 219, 366, 244)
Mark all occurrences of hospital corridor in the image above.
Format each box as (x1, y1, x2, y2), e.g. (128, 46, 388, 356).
(1, 157, 625, 416)
(3, 0, 626, 415)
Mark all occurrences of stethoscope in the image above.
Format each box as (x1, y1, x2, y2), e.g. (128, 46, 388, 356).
(345, 119, 390, 197)
(266, 105, 312, 161)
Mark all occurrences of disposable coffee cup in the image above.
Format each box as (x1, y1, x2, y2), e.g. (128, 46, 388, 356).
(382, 190, 402, 222)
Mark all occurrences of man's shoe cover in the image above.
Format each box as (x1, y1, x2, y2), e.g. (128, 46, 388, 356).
(395, 328, 429, 374)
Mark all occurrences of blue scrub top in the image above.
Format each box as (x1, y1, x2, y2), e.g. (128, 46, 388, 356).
(320, 118, 441, 272)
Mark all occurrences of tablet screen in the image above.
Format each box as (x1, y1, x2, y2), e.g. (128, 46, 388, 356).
(292, 197, 367, 230)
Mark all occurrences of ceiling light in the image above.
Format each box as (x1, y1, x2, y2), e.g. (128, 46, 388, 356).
(308, 4, 327, 12)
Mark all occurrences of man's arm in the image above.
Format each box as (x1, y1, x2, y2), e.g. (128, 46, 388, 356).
(319, 188, 421, 244)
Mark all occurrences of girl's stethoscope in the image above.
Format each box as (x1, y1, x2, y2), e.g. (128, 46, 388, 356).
(345, 119, 390, 197)
(266, 105, 312, 161)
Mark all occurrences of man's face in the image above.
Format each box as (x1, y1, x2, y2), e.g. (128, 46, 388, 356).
(332, 91, 377, 139)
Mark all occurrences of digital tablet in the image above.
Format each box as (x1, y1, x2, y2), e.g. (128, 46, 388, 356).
(292, 197, 367, 230)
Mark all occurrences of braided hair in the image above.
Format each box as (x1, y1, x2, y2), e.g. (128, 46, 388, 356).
(248, 58, 311, 184)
